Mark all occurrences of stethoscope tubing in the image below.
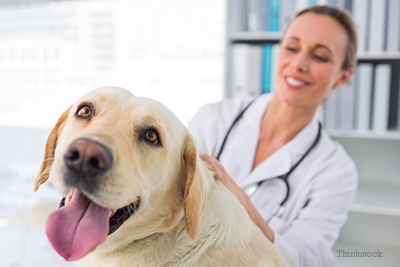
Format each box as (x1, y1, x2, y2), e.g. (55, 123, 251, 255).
(215, 96, 322, 220)
(215, 98, 257, 161)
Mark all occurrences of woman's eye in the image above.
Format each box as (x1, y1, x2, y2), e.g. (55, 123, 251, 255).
(286, 46, 297, 52)
(314, 55, 328, 62)
(77, 106, 92, 118)
(145, 130, 159, 145)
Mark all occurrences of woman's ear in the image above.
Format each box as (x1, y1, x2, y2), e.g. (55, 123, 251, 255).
(182, 132, 206, 241)
(333, 67, 355, 88)
(33, 106, 72, 192)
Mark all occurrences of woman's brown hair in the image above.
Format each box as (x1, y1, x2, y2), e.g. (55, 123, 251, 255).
(284, 5, 358, 71)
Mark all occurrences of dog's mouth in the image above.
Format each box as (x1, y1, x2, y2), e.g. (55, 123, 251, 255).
(58, 190, 141, 236)
(46, 189, 140, 261)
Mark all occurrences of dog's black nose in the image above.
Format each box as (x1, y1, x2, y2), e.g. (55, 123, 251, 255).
(64, 138, 113, 175)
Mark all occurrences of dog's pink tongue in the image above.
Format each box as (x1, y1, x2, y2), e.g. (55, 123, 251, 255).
(46, 189, 110, 261)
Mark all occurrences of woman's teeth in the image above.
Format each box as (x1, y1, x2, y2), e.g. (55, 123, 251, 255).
(286, 77, 305, 86)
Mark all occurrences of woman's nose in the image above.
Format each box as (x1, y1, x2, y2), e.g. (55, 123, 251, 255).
(289, 52, 309, 72)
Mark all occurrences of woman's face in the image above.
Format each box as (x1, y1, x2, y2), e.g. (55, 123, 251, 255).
(276, 12, 353, 108)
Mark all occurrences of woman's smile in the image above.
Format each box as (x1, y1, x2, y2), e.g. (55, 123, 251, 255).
(284, 75, 311, 89)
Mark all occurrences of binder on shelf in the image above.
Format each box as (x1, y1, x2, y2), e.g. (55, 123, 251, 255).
(389, 65, 400, 129)
(248, 45, 263, 97)
(261, 44, 272, 94)
(340, 75, 356, 130)
(308, 0, 317, 5)
(344, 0, 353, 11)
(328, 0, 346, 9)
(325, 76, 356, 131)
(397, 70, 400, 130)
(295, 0, 329, 16)
(316, 0, 328, 5)
(268, 0, 280, 32)
(230, 0, 248, 32)
(355, 64, 373, 131)
(270, 45, 281, 93)
(280, 0, 295, 32)
(232, 44, 281, 98)
(386, 0, 400, 51)
(372, 64, 392, 132)
(368, 0, 387, 52)
(352, 0, 369, 53)
(334, 84, 344, 129)
(232, 44, 262, 98)
(296, 0, 309, 12)
(247, 0, 269, 32)
(260, 0, 269, 32)
(232, 44, 248, 98)
(247, 0, 259, 32)
(324, 88, 339, 129)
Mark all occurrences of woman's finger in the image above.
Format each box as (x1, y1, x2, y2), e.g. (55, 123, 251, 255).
(200, 154, 218, 170)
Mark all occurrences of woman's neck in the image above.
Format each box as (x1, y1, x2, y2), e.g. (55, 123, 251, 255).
(252, 92, 320, 171)
(261, 93, 318, 146)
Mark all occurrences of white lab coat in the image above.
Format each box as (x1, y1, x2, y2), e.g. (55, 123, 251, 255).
(188, 93, 358, 267)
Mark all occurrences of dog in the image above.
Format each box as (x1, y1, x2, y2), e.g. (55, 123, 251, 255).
(33, 86, 290, 267)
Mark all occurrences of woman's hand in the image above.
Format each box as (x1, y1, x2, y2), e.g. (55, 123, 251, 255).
(199, 153, 275, 243)
(199, 153, 247, 205)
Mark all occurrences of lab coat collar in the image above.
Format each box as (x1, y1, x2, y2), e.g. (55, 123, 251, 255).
(239, 100, 320, 189)
(241, 93, 273, 128)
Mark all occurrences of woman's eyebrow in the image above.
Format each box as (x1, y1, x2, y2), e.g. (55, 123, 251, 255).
(315, 44, 333, 55)
(287, 36, 333, 55)
(287, 36, 300, 41)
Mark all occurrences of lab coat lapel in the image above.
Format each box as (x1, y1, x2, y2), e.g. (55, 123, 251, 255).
(239, 118, 320, 189)
(238, 143, 292, 188)
(220, 94, 272, 186)
(234, 93, 292, 188)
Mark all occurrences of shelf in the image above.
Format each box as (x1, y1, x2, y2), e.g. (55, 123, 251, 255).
(229, 31, 283, 42)
(327, 129, 400, 140)
(357, 52, 400, 61)
(349, 182, 400, 217)
(229, 32, 400, 61)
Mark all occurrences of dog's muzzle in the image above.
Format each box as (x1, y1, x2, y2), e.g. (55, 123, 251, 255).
(64, 138, 113, 194)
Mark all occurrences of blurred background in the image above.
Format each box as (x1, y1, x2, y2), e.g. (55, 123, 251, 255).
(0, 0, 224, 266)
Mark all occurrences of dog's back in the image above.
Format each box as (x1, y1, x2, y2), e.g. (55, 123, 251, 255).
(79, 159, 289, 267)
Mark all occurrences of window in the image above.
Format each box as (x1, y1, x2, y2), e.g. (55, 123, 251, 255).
(0, 0, 225, 128)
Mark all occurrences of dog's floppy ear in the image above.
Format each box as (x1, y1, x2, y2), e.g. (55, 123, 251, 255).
(33, 106, 72, 192)
(182, 133, 206, 241)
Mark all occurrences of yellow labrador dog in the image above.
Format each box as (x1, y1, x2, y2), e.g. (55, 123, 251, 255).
(34, 86, 289, 267)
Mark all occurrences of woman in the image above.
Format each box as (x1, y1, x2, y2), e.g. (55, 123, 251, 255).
(188, 6, 358, 267)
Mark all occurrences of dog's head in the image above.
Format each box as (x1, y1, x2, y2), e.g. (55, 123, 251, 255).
(34, 86, 208, 261)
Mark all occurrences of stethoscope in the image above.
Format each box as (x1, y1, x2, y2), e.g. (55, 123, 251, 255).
(215, 97, 322, 222)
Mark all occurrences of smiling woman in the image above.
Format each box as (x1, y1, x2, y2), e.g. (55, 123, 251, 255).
(189, 5, 359, 267)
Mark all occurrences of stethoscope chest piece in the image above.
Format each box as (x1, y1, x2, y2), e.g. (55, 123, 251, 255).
(246, 184, 258, 197)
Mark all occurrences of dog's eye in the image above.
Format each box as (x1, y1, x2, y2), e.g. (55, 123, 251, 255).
(145, 130, 159, 145)
(77, 106, 92, 118)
